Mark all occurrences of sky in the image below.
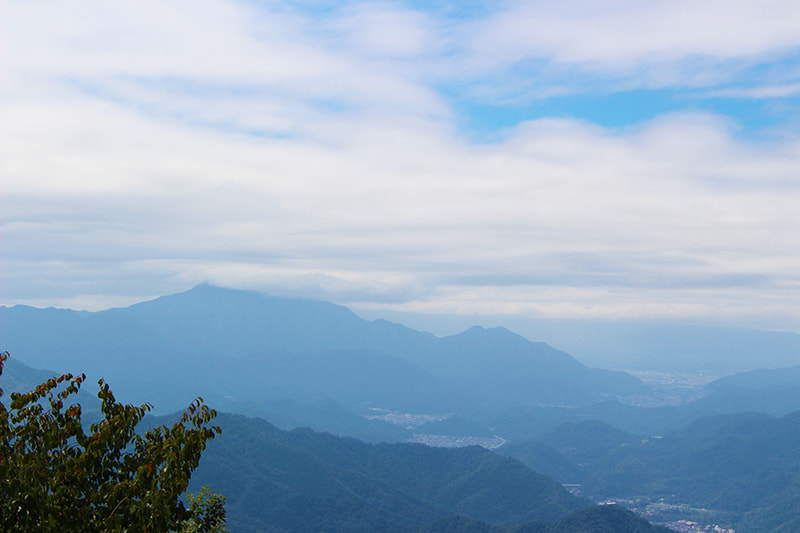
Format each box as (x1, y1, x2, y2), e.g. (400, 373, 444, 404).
(2, 0, 800, 331)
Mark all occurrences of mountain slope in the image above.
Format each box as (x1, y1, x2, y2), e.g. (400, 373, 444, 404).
(121, 285, 644, 408)
(186, 413, 591, 532)
(0, 284, 646, 417)
(503, 410, 800, 532)
(535, 504, 674, 533)
(709, 364, 800, 390)
(420, 505, 673, 533)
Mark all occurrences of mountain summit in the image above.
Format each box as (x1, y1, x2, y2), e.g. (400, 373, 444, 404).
(1, 284, 645, 415)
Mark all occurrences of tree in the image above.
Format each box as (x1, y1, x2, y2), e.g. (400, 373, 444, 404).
(0, 351, 228, 532)
(180, 486, 228, 533)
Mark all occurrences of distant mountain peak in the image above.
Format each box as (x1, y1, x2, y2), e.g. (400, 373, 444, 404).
(3, 285, 647, 413)
(444, 324, 537, 352)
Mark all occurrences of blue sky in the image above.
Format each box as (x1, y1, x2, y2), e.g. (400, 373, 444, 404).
(2, 0, 800, 330)
(455, 88, 800, 138)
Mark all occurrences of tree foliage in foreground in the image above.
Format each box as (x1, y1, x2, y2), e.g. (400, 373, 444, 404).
(0, 351, 227, 532)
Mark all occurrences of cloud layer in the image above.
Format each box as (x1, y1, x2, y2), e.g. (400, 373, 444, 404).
(2, 0, 800, 328)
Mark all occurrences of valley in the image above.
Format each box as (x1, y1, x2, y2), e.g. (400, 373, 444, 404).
(2, 284, 800, 532)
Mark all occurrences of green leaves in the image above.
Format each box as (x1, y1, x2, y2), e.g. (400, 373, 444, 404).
(0, 351, 226, 532)
(179, 486, 228, 533)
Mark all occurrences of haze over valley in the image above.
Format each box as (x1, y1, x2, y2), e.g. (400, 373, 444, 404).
(3, 285, 800, 531)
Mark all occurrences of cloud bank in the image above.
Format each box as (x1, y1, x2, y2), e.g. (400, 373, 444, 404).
(2, 0, 800, 328)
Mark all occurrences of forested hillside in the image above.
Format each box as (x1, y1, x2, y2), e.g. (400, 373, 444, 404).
(503, 412, 800, 531)
(182, 412, 672, 533)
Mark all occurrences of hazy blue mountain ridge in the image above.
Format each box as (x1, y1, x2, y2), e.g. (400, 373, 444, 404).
(0, 356, 101, 414)
(359, 310, 800, 373)
(480, 374, 800, 442)
(122, 285, 646, 409)
(558, 322, 800, 373)
(1, 360, 669, 533)
(405, 325, 644, 409)
(227, 397, 414, 443)
(121, 283, 418, 356)
(0, 284, 647, 417)
(708, 364, 800, 390)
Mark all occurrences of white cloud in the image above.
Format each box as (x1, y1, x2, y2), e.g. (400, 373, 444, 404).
(706, 83, 800, 99)
(4, 89, 800, 321)
(2, 0, 800, 328)
(323, 3, 439, 58)
(2, 0, 448, 125)
(468, 0, 800, 69)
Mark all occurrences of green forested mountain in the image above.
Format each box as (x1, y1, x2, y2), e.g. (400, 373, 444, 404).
(503, 412, 800, 532)
(496, 440, 587, 486)
(591, 411, 800, 518)
(520, 504, 674, 533)
(185, 413, 591, 532)
(539, 420, 640, 466)
(419, 504, 673, 533)
(1, 358, 671, 533)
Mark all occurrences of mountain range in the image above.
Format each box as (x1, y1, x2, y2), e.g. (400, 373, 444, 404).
(178, 410, 673, 533)
(501, 411, 800, 532)
(0, 284, 645, 417)
(359, 309, 800, 373)
(0, 355, 672, 532)
(5, 284, 800, 531)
